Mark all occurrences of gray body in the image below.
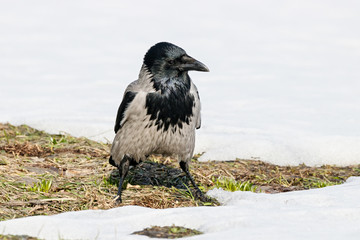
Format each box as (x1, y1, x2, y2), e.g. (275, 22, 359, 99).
(110, 65, 201, 164)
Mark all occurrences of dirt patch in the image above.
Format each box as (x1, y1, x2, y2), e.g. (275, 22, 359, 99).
(0, 235, 38, 240)
(132, 225, 202, 239)
(1, 123, 359, 221)
(0, 142, 48, 157)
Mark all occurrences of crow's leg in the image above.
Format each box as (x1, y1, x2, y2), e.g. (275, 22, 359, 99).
(179, 161, 207, 201)
(115, 156, 131, 203)
(115, 156, 139, 203)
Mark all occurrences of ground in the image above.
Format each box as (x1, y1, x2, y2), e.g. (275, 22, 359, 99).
(1, 123, 359, 239)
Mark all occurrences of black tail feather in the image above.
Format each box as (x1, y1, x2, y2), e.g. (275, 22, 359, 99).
(109, 156, 116, 167)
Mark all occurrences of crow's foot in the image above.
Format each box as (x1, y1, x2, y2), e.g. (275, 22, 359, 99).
(114, 195, 122, 204)
(193, 189, 210, 202)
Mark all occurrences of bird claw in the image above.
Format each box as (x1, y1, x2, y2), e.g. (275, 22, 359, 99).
(114, 195, 122, 204)
(193, 189, 209, 202)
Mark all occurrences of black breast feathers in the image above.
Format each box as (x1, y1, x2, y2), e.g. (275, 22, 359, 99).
(145, 76, 194, 132)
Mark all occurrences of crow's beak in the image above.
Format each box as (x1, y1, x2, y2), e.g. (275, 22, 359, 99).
(179, 55, 209, 72)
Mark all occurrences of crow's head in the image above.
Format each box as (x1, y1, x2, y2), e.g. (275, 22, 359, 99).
(143, 42, 209, 80)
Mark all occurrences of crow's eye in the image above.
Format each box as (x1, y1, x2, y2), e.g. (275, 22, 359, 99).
(168, 60, 175, 65)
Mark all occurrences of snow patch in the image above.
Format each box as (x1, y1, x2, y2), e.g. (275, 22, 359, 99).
(1, 178, 360, 239)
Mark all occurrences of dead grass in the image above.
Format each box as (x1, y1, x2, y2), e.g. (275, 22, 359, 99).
(1, 123, 359, 222)
(132, 225, 202, 238)
(0, 234, 38, 240)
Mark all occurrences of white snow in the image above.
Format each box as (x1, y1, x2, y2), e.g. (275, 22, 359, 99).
(1, 1, 360, 239)
(1, 177, 360, 239)
(1, 1, 360, 166)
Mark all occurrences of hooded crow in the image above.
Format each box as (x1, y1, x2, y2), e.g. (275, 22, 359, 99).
(109, 42, 209, 202)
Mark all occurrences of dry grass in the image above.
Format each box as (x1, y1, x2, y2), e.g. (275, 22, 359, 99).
(0, 123, 217, 221)
(0, 235, 38, 240)
(192, 158, 360, 193)
(1, 123, 360, 222)
(132, 225, 202, 238)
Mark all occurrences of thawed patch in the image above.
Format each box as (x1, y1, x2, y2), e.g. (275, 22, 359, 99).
(0, 234, 38, 240)
(1, 123, 360, 221)
(132, 225, 202, 239)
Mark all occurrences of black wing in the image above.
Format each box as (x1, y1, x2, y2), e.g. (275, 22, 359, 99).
(114, 91, 137, 133)
(195, 90, 201, 129)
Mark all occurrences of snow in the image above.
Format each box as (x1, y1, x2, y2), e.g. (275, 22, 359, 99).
(1, 1, 360, 166)
(1, 177, 360, 239)
(1, 1, 360, 239)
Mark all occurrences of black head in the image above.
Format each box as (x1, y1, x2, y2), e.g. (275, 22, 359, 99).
(143, 42, 209, 79)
